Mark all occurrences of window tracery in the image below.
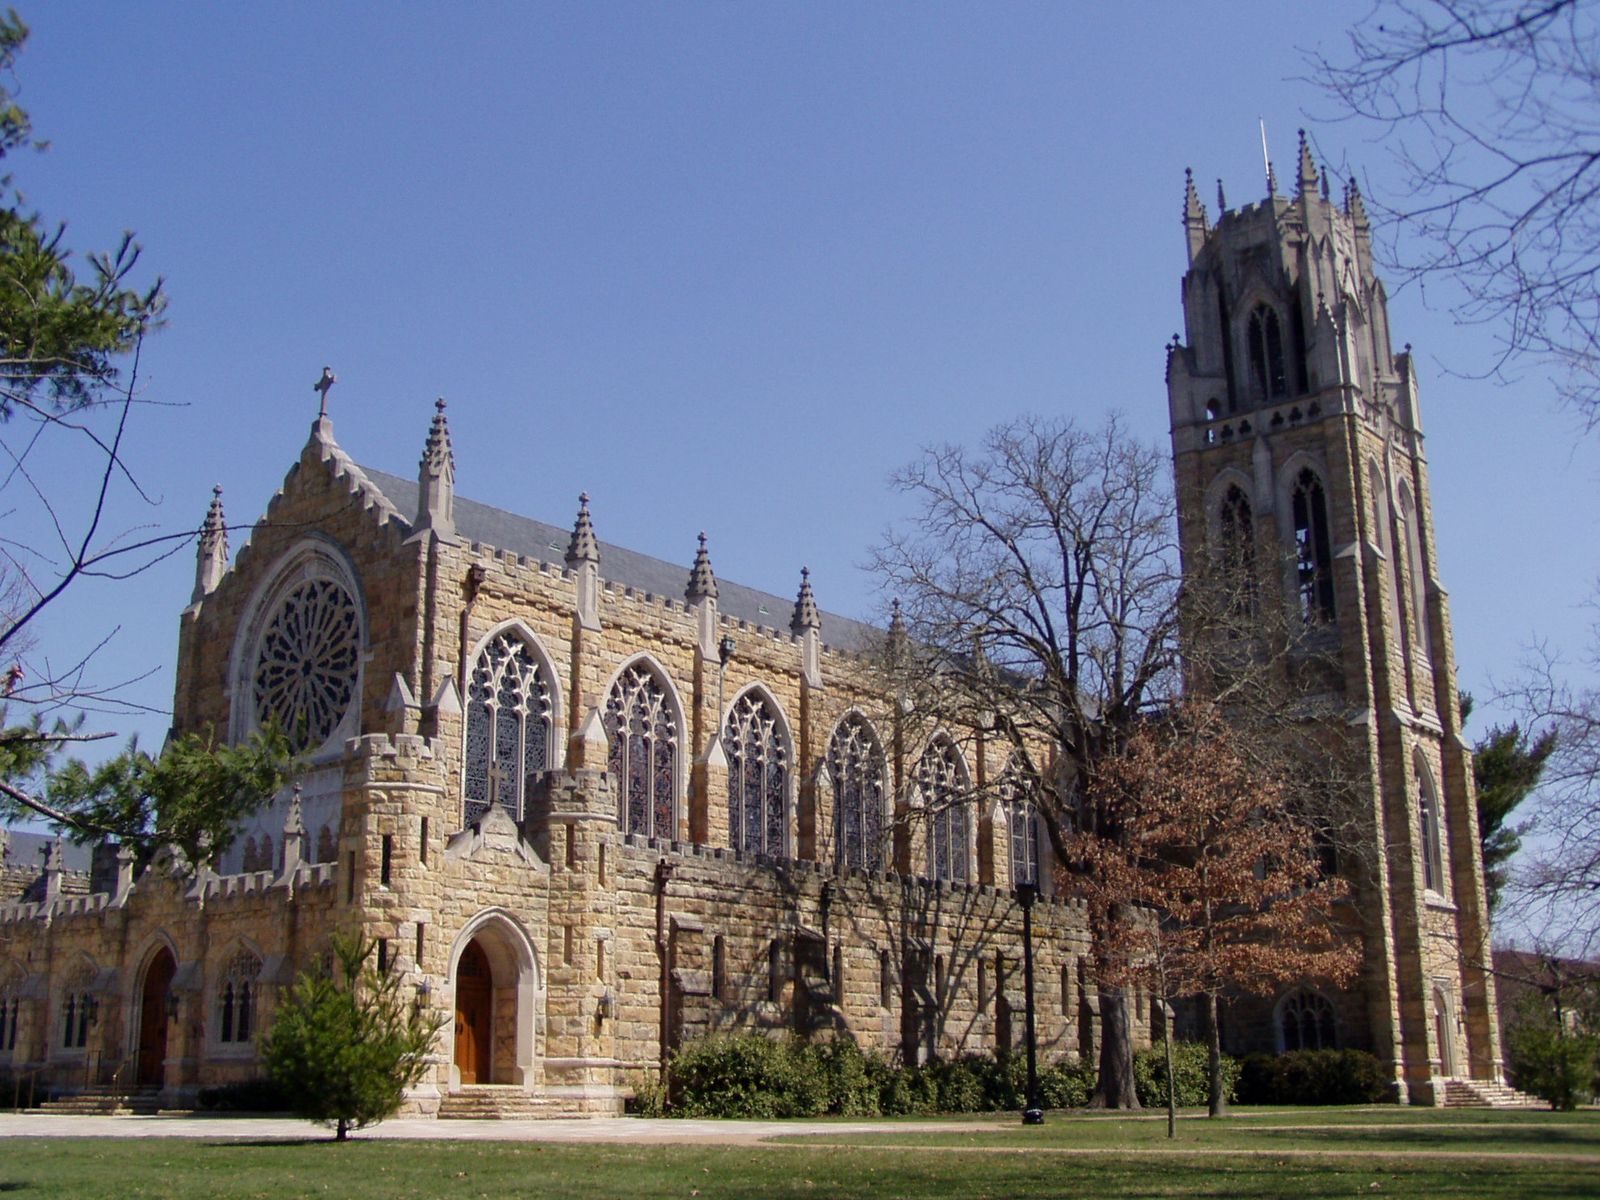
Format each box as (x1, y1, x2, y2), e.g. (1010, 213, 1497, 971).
(1278, 989, 1337, 1051)
(1291, 467, 1336, 624)
(252, 575, 360, 753)
(61, 963, 94, 1050)
(217, 951, 261, 1044)
(999, 755, 1040, 887)
(603, 662, 679, 841)
(464, 630, 554, 823)
(828, 714, 887, 872)
(1248, 305, 1287, 401)
(918, 737, 970, 883)
(724, 690, 788, 857)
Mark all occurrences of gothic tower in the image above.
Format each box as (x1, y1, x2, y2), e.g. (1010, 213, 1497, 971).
(1165, 136, 1502, 1102)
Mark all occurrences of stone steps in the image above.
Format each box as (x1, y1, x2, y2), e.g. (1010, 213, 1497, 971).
(1441, 1078, 1545, 1109)
(437, 1086, 575, 1120)
(32, 1086, 162, 1116)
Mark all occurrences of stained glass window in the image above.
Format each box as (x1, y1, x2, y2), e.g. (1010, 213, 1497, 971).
(1000, 755, 1040, 887)
(217, 951, 261, 1044)
(828, 714, 887, 871)
(252, 575, 360, 753)
(1279, 990, 1337, 1051)
(604, 662, 679, 841)
(725, 690, 788, 857)
(918, 737, 969, 883)
(1292, 468, 1336, 624)
(464, 630, 553, 823)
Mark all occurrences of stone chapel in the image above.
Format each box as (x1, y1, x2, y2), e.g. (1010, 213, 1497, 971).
(0, 141, 1506, 1114)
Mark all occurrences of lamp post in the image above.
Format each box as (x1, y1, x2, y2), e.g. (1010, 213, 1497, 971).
(1017, 882, 1044, 1125)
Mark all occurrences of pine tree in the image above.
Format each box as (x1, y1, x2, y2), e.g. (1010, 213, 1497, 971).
(264, 933, 444, 1140)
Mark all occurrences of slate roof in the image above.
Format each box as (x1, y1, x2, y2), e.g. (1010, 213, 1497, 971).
(2, 829, 92, 873)
(360, 468, 881, 654)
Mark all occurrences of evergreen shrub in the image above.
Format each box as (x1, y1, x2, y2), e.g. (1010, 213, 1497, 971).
(1235, 1049, 1393, 1105)
(1133, 1042, 1238, 1108)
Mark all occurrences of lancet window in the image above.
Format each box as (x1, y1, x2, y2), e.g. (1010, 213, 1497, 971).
(1248, 305, 1287, 401)
(60, 964, 93, 1050)
(464, 630, 553, 823)
(1292, 468, 1336, 624)
(217, 951, 262, 1044)
(0, 969, 20, 1053)
(1417, 762, 1446, 894)
(603, 662, 679, 841)
(828, 714, 887, 872)
(1397, 484, 1431, 659)
(918, 737, 970, 884)
(724, 690, 788, 857)
(1278, 989, 1337, 1051)
(999, 755, 1041, 887)
(1217, 483, 1256, 614)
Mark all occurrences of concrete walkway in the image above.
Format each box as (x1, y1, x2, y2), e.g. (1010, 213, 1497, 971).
(0, 1112, 989, 1143)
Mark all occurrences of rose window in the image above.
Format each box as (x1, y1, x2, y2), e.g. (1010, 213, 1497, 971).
(252, 576, 360, 752)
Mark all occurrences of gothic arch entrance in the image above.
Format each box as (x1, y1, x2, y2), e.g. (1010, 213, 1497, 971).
(136, 948, 175, 1088)
(1433, 988, 1456, 1077)
(454, 940, 492, 1084)
(448, 912, 540, 1090)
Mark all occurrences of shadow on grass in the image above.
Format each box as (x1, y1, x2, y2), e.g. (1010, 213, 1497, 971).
(203, 1138, 341, 1148)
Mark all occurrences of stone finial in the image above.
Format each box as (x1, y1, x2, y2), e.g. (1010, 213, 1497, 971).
(1266, 160, 1278, 199)
(42, 837, 63, 903)
(887, 597, 906, 645)
(283, 784, 305, 836)
(412, 397, 456, 541)
(191, 485, 229, 604)
(565, 493, 600, 567)
(790, 567, 820, 634)
(685, 531, 718, 604)
(1346, 174, 1370, 230)
(1295, 129, 1319, 198)
(1216, 178, 1227, 215)
(1183, 168, 1209, 263)
(278, 785, 305, 885)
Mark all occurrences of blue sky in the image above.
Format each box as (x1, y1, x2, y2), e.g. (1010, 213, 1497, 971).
(9, 2, 1596, 772)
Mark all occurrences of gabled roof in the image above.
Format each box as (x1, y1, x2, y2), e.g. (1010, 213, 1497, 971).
(360, 468, 881, 654)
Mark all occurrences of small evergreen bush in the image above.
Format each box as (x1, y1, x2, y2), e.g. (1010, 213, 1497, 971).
(1235, 1049, 1393, 1105)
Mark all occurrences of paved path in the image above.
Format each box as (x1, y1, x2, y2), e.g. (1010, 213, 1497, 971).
(0, 1113, 989, 1143)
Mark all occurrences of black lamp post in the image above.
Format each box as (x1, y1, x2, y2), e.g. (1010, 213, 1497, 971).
(1017, 882, 1044, 1125)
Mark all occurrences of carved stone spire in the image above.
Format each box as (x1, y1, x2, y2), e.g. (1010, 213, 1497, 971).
(887, 597, 906, 645)
(567, 493, 601, 632)
(1346, 174, 1370, 230)
(790, 567, 820, 634)
(565, 492, 600, 566)
(685, 531, 718, 604)
(1216, 178, 1227, 215)
(1266, 159, 1278, 199)
(1295, 129, 1319, 198)
(191, 485, 229, 604)
(412, 397, 456, 541)
(1183, 168, 1209, 263)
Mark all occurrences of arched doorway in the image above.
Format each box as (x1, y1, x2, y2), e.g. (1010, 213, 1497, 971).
(136, 949, 176, 1087)
(454, 940, 492, 1084)
(1433, 988, 1456, 1077)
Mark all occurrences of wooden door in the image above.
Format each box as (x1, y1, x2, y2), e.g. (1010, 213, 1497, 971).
(137, 949, 175, 1087)
(454, 940, 492, 1084)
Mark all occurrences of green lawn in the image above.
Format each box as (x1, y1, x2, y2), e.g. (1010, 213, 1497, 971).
(0, 1109, 1593, 1200)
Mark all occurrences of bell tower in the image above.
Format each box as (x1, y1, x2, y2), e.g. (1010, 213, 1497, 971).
(1165, 134, 1502, 1102)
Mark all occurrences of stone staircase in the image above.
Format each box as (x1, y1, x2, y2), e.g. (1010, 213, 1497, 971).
(1441, 1078, 1546, 1109)
(436, 1085, 574, 1120)
(32, 1084, 163, 1116)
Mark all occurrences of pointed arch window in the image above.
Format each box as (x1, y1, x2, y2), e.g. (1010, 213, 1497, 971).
(1396, 484, 1432, 660)
(999, 755, 1040, 888)
(828, 714, 887, 872)
(1292, 468, 1336, 624)
(217, 951, 262, 1044)
(1248, 305, 1287, 400)
(464, 629, 554, 823)
(1278, 989, 1337, 1051)
(918, 737, 970, 883)
(603, 662, 679, 841)
(1217, 483, 1256, 614)
(725, 691, 788, 857)
(61, 964, 94, 1050)
(1417, 761, 1446, 894)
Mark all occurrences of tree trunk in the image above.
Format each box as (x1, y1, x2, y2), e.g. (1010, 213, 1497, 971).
(1090, 986, 1140, 1109)
(1162, 995, 1176, 1139)
(1204, 991, 1226, 1118)
(336, 1117, 349, 1141)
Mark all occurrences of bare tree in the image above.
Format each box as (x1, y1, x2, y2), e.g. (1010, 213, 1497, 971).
(1308, 0, 1600, 424)
(1497, 605, 1600, 959)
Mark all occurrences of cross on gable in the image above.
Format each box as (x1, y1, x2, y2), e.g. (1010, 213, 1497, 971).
(313, 366, 337, 417)
(487, 762, 512, 809)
